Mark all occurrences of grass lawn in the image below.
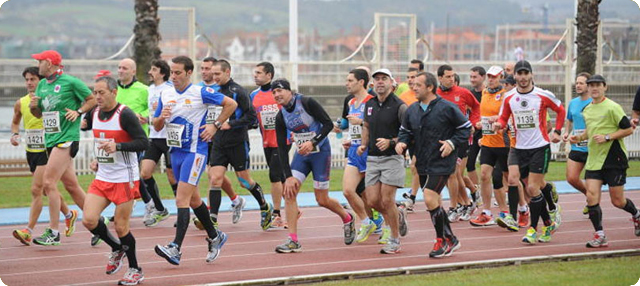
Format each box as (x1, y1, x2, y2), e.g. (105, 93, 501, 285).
(2, 161, 640, 208)
(307, 256, 640, 286)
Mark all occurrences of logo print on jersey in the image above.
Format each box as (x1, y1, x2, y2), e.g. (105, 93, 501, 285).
(54, 85, 61, 93)
(367, 107, 373, 115)
(496, 94, 502, 100)
(206, 87, 214, 93)
(520, 100, 529, 108)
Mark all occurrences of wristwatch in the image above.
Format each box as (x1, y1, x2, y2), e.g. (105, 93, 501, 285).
(553, 129, 562, 135)
(605, 134, 611, 142)
(76, 108, 84, 115)
(213, 120, 222, 129)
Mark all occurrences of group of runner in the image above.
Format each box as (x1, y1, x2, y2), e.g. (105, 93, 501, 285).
(7, 50, 640, 285)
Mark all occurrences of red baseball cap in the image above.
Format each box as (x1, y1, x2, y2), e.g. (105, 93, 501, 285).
(31, 50, 62, 65)
(94, 69, 112, 79)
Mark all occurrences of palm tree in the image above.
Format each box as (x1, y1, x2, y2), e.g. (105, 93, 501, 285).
(133, 0, 161, 84)
(575, 0, 601, 75)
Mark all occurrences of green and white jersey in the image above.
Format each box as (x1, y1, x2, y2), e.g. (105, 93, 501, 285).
(117, 81, 149, 135)
(36, 73, 92, 147)
(583, 98, 628, 171)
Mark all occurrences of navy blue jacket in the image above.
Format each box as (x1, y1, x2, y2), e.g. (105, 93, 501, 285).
(213, 78, 257, 147)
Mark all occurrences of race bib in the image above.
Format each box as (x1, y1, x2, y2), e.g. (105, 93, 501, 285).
(294, 131, 319, 154)
(513, 110, 538, 130)
(43, 111, 60, 133)
(260, 110, 278, 130)
(349, 124, 362, 144)
(481, 116, 496, 135)
(94, 138, 116, 164)
(25, 129, 45, 151)
(573, 129, 588, 147)
(206, 105, 223, 124)
(166, 123, 185, 148)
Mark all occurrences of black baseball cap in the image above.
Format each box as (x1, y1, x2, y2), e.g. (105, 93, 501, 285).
(500, 75, 516, 85)
(514, 60, 532, 73)
(272, 78, 291, 91)
(586, 74, 606, 84)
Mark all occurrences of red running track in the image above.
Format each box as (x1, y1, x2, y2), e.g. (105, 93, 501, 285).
(1, 191, 639, 286)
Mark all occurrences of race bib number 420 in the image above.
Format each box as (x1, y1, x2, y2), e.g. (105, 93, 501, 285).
(294, 132, 319, 154)
(166, 123, 185, 148)
(43, 111, 60, 133)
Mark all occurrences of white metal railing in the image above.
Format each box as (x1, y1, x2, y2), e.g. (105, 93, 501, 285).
(2, 128, 640, 176)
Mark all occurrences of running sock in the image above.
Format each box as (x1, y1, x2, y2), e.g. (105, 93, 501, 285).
(470, 191, 477, 202)
(540, 183, 556, 211)
(173, 208, 190, 247)
(410, 194, 416, 203)
(26, 227, 33, 233)
(508, 186, 520, 219)
(621, 199, 639, 217)
(144, 177, 165, 212)
(170, 183, 178, 197)
(588, 204, 603, 231)
(289, 233, 298, 242)
(138, 177, 151, 204)
(193, 202, 218, 239)
(443, 207, 454, 239)
(529, 194, 546, 230)
(273, 209, 281, 217)
(89, 217, 120, 251)
(483, 209, 492, 216)
(429, 207, 446, 239)
(208, 187, 222, 221)
(64, 212, 72, 219)
(119, 232, 139, 270)
(248, 182, 267, 209)
(519, 204, 529, 212)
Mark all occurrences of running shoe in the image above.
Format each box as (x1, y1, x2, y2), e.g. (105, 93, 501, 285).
(522, 227, 537, 244)
(142, 203, 155, 226)
(13, 228, 32, 246)
(518, 210, 530, 228)
(193, 216, 218, 231)
(106, 249, 127, 275)
(549, 204, 562, 227)
(91, 216, 110, 247)
(275, 237, 302, 253)
(33, 228, 60, 246)
(380, 238, 401, 254)
(270, 215, 286, 228)
(475, 192, 484, 208)
(118, 267, 144, 285)
(538, 222, 557, 243)
(65, 209, 78, 237)
(401, 192, 415, 213)
(632, 212, 640, 236)
(445, 236, 461, 256)
(496, 213, 519, 232)
(582, 205, 589, 216)
(586, 232, 608, 248)
(231, 196, 246, 224)
(145, 208, 170, 227)
(378, 227, 391, 244)
(549, 182, 558, 204)
(344, 212, 356, 245)
(459, 205, 473, 221)
(356, 220, 376, 243)
(398, 206, 408, 237)
(429, 238, 449, 258)
(470, 212, 495, 227)
(447, 206, 462, 222)
(260, 202, 274, 230)
(372, 211, 384, 234)
(155, 242, 181, 265)
(206, 230, 228, 263)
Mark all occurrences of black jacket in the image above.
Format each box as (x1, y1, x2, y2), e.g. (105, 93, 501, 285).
(213, 78, 257, 147)
(398, 96, 471, 175)
(363, 93, 407, 156)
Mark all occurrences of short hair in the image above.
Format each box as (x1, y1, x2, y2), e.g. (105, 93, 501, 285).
(416, 72, 438, 94)
(150, 59, 170, 81)
(22, 66, 42, 79)
(437, 64, 453, 77)
(95, 76, 118, 91)
(203, 56, 217, 64)
(213, 59, 231, 72)
(454, 73, 461, 86)
(171, 56, 194, 73)
(257, 62, 275, 79)
(349, 68, 369, 89)
(407, 67, 419, 73)
(470, 66, 486, 76)
(576, 72, 592, 80)
(410, 59, 424, 71)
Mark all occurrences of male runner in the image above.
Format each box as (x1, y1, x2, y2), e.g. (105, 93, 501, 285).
(466, 66, 486, 201)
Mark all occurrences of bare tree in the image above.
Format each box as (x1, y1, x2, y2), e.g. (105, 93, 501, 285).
(575, 0, 601, 75)
(133, 0, 161, 84)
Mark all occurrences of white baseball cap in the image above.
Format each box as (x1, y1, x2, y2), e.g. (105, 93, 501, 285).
(487, 66, 504, 76)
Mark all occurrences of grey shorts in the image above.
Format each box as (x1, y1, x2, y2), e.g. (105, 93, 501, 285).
(365, 155, 406, 188)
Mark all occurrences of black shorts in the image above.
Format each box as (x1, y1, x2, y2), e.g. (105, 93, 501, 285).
(480, 146, 509, 169)
(209, 141, 250, 171)
(419, 174, 449, 195)
(508, 147, 518, 166)
(585, 168, 626, 187)
(46, 141, 79, 159)
(26, 151, 48, 173)
(264, 145, 291, 183)
(515, 145, 551, 179)
(467, 131, 482, 171)
(143, 139, 172, 168)
(568, 150, 588, 164)
(457, 142, 470, 159)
